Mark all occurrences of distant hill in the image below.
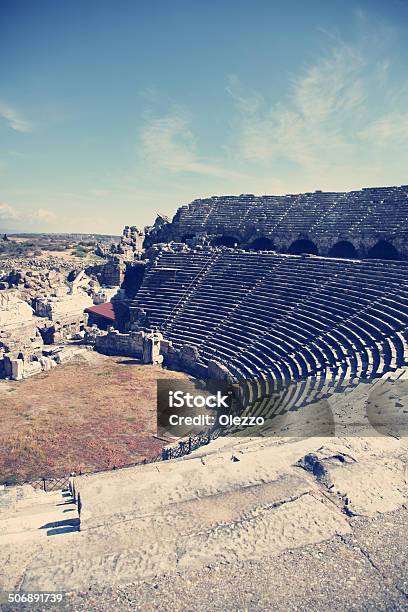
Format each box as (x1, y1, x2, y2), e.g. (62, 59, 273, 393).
(0, 231, 120, 240)
(0, 229, 20, 235)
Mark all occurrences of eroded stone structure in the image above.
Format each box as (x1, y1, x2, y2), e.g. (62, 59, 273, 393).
(96, 225, 144, 260)
(0, 261, 113, 379)
(93, 328, 164, 366)
(144, 186, 408, 259)
(2, 184, 408, 397)
(142, 330, 164, 365)
(0, 287, 96, 379)
(93, 225, 147, 291)
(35, 292, 93, 343)
(0, 291, 44, 378)
(0, 268, 70, 301)
(96, 256, 127, 287)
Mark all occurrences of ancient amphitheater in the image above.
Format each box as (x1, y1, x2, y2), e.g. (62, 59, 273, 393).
(1, 185, 408, 610)
(129, 248, 408, 420)
(119, 185, 408, 427)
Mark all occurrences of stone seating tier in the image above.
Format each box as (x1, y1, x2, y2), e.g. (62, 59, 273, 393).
(156, 186, 408, 257)
(132, 250, 408, 400)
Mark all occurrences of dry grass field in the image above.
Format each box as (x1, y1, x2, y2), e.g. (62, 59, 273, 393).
(0, 352, 190, 483)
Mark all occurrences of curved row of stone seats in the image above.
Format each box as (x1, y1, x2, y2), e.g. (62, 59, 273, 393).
(228, 301, 405, 389)
(236, 330, 407, 424)
(132, 249, 408, 406)
(192, 256, 353, 354)
(233, 365, 334, 424)
(169, 185, 408, 241)
(233, 322, 406, 411)
(133, 250, 216, 327)
(161, 252, 284, 343)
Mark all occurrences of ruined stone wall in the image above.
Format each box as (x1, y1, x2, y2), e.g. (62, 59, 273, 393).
(145, 186, 408, 259)
(0, 291, 45, 378)
(96, 225, 145, 260)
(93, 327, 228, 378)
(4, 346, 89, 381)
(43, 313, 89, 344)
(0, 287, 95, 377)
(95, 329, 145, 357)
(0, 253, 125, 379)
(98, 257, 127, 287)
(35, 293, 93, 320)
(34, 292, 92, 342)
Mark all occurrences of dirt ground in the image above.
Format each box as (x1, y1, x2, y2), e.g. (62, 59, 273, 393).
(66, 507, 408, 612)
(35, 249, 83, 261)
(0, 353, 190, 482)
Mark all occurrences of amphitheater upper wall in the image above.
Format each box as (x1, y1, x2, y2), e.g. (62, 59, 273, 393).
(144, 185, 408, 259)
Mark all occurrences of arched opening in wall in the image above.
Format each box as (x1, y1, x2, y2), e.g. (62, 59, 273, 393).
(122, 263, 146, 298)
(181, 234, 195, 243)
(328, 240, 357, 259)
(288, 239, 319, 255)
(212, 235, 240, 247)
(367, 240, 401, 260)
(248, 237, 275, 251)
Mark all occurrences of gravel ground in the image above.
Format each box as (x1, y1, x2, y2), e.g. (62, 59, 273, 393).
(6, 506, 407, 612)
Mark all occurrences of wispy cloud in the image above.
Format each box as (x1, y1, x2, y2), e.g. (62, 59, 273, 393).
(0, 202, 55, 225)
(0, 202, 21, 220)
(0, 101, 32, 133)
(227, 30, 408, 189)
(141, 114, 244, 179)
(29, 208, 57, 223)
(359, 111, 408, 144)
(226, 74, 264, 115)
(228, 45, 366, 169)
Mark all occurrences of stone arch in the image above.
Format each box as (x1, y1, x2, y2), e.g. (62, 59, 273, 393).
(212, 235, 240, 247)
(181, 233, 195, 243)
(367, 240, 401, 260)
(123, 264, 145, 298)
(248, 236, 275, 251)
(288, 239, 319, 256)
(328, 240, 358, 259)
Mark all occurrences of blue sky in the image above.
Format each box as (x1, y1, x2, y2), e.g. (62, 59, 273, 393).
(1, 0, 408, 233)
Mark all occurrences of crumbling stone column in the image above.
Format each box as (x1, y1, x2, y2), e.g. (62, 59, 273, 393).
(10, 357, 24, 381)
(142, 330, 164, 365)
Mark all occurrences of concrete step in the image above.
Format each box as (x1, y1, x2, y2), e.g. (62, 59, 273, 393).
(0, 487, 79, 544)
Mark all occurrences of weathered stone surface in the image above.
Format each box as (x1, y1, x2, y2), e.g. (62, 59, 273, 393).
(35, 293, 93, 320)
(95, 329, 145, 358)
(96, 225, 144, 260)
(144, 187, 408, 259)
(207, 359, 233, 381)
(142, 330, 163, 365)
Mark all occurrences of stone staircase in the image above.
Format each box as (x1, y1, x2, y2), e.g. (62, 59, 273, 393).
(0, 484, 79, 545)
